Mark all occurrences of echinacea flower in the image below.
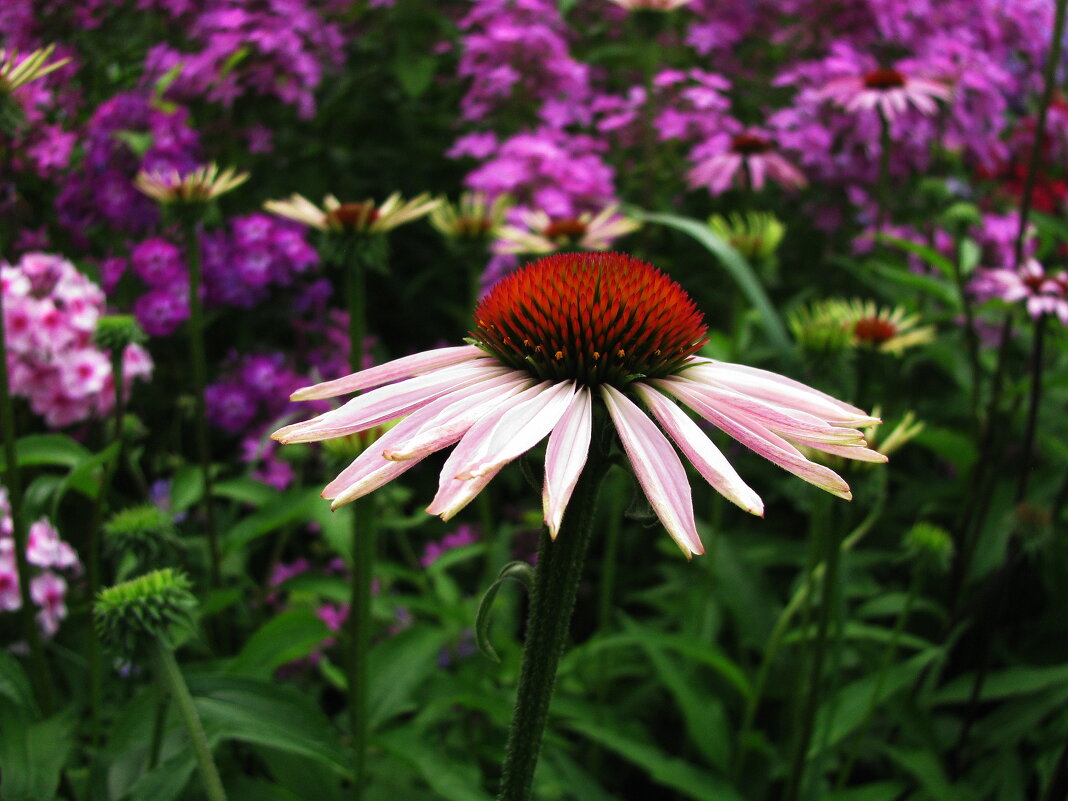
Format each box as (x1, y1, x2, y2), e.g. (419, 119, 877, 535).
(494, 205, 641, 254)
(273, 252, 883, 558)
(264, 192, 440, 235)
(606, 0, 694, 10)
(0, 45, 69, 94)
(970, 258, 1068, 323)
(430, 192, 513, 240)
(790, 298, 936, 355)
(816, 67, 951, 120)
(134, 163, 249, 204)
(688, 131, 807, 196)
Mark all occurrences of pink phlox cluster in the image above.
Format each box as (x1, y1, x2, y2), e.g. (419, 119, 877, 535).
(457, 0, 590, 123)
(143, 0, 345, 118)
(56, 91, 201, 241)
(0, 488, 81, 638)
(420, 524, 480, 568)
(970, 258, 1068, 323)
(2, 253, 153, 428)
(684, 0, 759, 64)
(462, 127, 616, 218)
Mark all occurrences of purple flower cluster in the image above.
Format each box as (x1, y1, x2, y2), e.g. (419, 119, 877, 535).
(2, 253, 153, 428)
(420, 524, 479, 568)
(56, 91, 202, 241)
(0, 488, 81, 638)
(207, 350, 306, 433)
(143, 0, 346, 118)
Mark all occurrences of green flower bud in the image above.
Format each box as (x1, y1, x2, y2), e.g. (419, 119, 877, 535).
(903, 522, 954, 576)
(95, 568, 197, 657)
(103, 504, 181, 567)
(94, 315, 147, 352)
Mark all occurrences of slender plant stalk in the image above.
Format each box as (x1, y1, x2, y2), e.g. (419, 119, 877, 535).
(344, 241, 376, 801)
(148, 689, 168, 770)
(182, 221, 222, 590)
(152, 643, 228, 801)
(876, 110, 892, 232)
(1015, 312, 1047, 504)
(0, 250, 56, 714)
(497, 454, 609, 801)
(950, 233, 982, 424)
(784, 498, 838, 801)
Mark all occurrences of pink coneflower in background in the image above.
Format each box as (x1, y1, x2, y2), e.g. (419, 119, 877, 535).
(817, 66, 951, 120)
(605, 0, 694, 11)
(688, 130, 807, 196)
(495, 205, 641, 254)
(274, 253, 882, 558)
(970, 258, 1068, 323)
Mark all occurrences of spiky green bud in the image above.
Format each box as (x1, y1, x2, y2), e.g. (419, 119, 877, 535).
(103, 504, 181, 567)
(94, 315, 147, 352)
(95, 569, 197, 657)
(903, 522, 954, 576)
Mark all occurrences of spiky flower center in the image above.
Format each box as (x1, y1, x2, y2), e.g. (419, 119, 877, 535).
(471, 252, 708, 386)
(326, 202, 380, 229)
(731, 134, 771, 155)
(853, 317, 897, 344)
(863, 68, 906, 90)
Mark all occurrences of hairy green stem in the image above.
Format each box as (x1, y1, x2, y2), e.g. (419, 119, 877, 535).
(182, 221, 221, 590)
(497, 455, 609, 801)
(152, 643, 228, 801)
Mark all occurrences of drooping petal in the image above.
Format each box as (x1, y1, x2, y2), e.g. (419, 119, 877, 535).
(633, 383, 763, 517)
(426, 382, 577, 520)
(272, 362, 510, 444)
(601, 385, 704, 558)
(656, 379, 853, 500)
(290, 345, 488, 401)
(542, 387, 593, 539)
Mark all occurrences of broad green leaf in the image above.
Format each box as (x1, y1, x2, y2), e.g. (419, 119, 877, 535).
(913, 426, 978, 472)
(0, 704, 76, 801)
(228, 607, 331, 679)
(0, 434, 90, 471)
(170, 465, 203, 513)
(932, 663, 1068, 705)
(824, 781, 908, 801)
(56, 440, 119, 505)
(834, 257, 958, 308)
(882, 745, 967, 801)
(190, 675, 349, 773)
(393, 54, 437, 98)
(123, 748, 195, 801)
(562, 716, 745, 801)
(622, 616, 731, 769)
(629, 209, 793, 355)
(368, 625, 452, 730)
(877, 234, 956, 278)
(212, 477, 278, 507)
(376, 728, 494, 801)
(544, 750, 623, 801)
(221, 487, 324, 554)
(0, 652, 37, 713)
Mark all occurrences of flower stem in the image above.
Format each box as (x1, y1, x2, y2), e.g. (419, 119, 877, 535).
(1015, 312, 1047, 504)
(182, 221, 221, 590)
(497, 455, 609, 801)
(876, 109, 892, 231)
(343, 240, 375, 801)
(0, 266, 56, 714)
(152, 642, 228, 801)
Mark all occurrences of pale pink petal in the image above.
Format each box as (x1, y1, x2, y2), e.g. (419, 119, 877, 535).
(633, 383, 763, 517)
(747, 155, 767, 190)
(424, 382, 554, 519)
(601, 385, 703, 558)
(655, 379, 853, 499)
(803, 441, 888, 463)
(542, 387, 593, 539)
(290, 345, 488, 401)
(272, 362, 510, 444)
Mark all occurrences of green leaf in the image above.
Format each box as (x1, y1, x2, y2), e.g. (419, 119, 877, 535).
(824, 782, 909, 801)
(393, 55, 437, 98)
(376, 728, 494, 801)
(189, 675, 349, 773)
(212, 477, 278, 507)
(882, 745, 967, 801)
(0, 434, 90, 471)
(931, 663, 1068, 705)
(622, 616, 731, 768)
(913, 426, 978, 471)
(475, 560, 534, 663)
(55, 441, 119, 506)
(0, 652, 37, 713)
(221, 487, 324, 554)
(123, 748, 196, 801)
(629, 209, 793, 356)
(877, 234, 956, 279)
(543, 750, 623, 801)
(368, 625, 452, 731)
(834, 257, 959, 309)
(562, 716, 745, 801)
(170, 465, 203, 514)
(228, 607, 331, 679)
(0, 703, 76, 801)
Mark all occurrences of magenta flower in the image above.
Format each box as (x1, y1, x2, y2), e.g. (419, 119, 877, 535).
(688, 131, 807, 196)
(971, 258, 1068, 323)
(274, 253, 881, 558)
(817, 66, 951, 120)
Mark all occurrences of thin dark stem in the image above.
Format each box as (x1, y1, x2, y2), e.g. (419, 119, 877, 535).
(497, 455, 609, 801)
(183, 221, 221, 590)
(877, 110, 892, 232)
(0, 261, 56, 714)
(951, 233, 982, 424)
(1015, 313, 1047, 504)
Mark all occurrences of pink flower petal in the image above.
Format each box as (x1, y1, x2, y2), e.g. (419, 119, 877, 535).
(601, 385, 703, 558)
(290, 345, 488, 401)
(633, 383, 763, 517)
(542, 386, 593, 539)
